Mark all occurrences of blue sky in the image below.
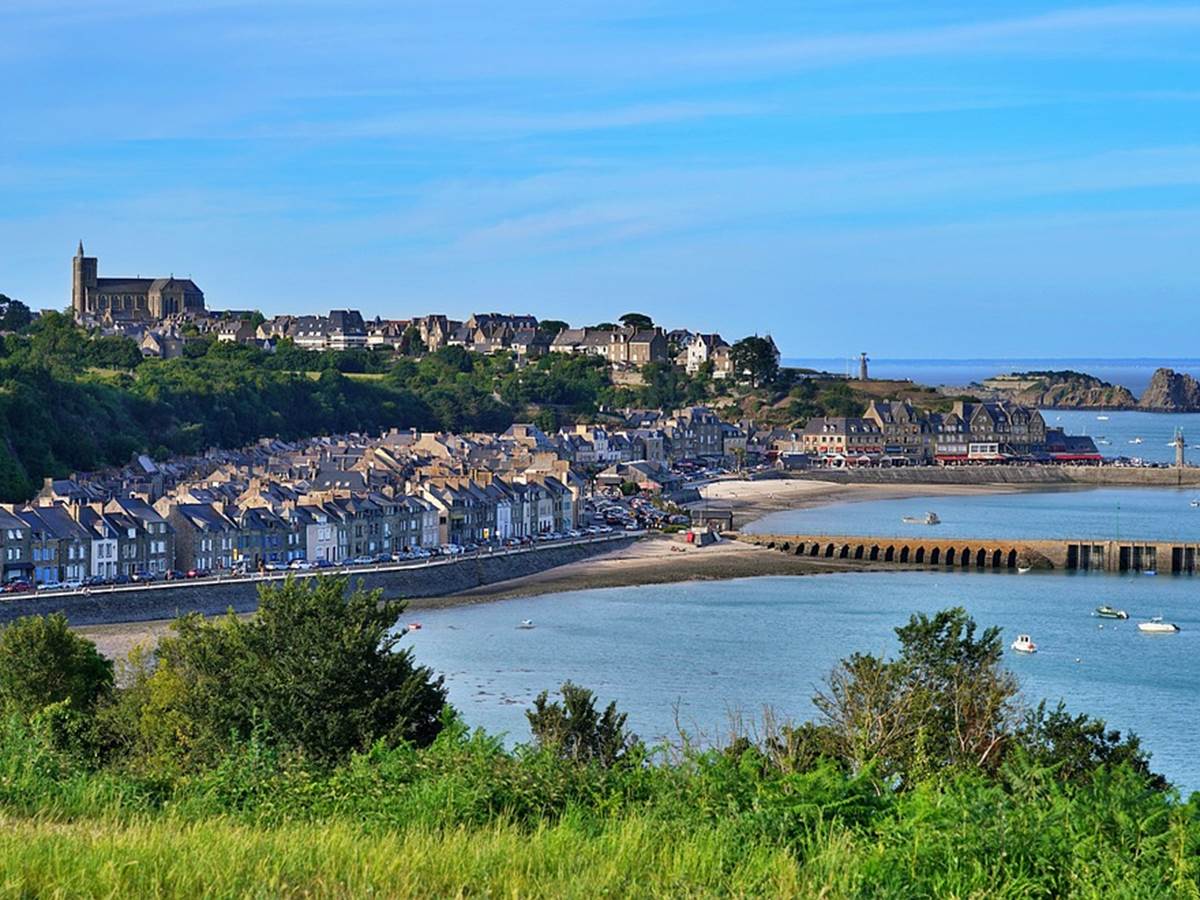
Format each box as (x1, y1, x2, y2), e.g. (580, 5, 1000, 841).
(3, 2, 1200, 356)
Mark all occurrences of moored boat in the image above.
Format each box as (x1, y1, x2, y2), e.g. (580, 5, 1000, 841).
(1010, 634, 1037, 654)
(517, 619, 536, 629)
(1138, 617, 1179, 634)
(1095, 605, 1129, 620)
(901, 512, 940, 525)
(1017, 566, 1032, 574)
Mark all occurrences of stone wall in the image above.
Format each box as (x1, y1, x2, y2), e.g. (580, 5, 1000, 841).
(0, 536, 636, 628)
(783, 465, 1200, 487)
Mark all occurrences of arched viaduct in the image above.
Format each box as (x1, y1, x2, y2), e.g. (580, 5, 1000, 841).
(737, 534, 1200, 573)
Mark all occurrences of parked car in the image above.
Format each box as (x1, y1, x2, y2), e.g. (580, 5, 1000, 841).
(314, 559, 335, 569)
(36, 581, 64, 592)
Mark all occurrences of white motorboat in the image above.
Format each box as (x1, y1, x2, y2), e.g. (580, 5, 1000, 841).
(1138, 617, 1179, 634)
(1129, 437, 1143, 445)
(517, 619, 536, 630)
(1097, 439, 1111, 446)
(1190, 499, 1200, 508)
(1010, 634, 1037, 654)
(1096, 415, 1109, 421)
(1017, 566, 1032, 574)
(901, 512, 940, 526)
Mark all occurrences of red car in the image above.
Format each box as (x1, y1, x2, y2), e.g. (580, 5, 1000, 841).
(2, 580, 33, 594)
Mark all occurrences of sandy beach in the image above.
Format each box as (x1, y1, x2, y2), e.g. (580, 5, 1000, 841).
(75, 477, 1027, 660)
(698, 477, 1033, 527)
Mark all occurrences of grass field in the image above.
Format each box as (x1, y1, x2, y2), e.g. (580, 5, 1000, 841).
(0, 814, 807, 898)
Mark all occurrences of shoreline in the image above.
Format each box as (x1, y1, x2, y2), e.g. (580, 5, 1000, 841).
(74, 479, 1021, 660)
(696, 478, 1046, 529)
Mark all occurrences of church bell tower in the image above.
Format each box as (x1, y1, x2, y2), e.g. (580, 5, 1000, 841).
(72, 241, 98, 319)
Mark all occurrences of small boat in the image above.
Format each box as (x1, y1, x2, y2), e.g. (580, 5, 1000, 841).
(1190, 499, 1200, 508)
(1138, 617, 1179, 634)
(1129, 437, 1143, 445)
(1010, 634, 1037, 654)
(1096, 415, 1109, 421)
(902, 512, 940, 525)
(407, 622, 422, 631)
(517, 619, 535, 630)
(1017, 566, 1032, 574)
(1144, 569, 1157, 577)
(1097, 439, 1111, 446)
(1095, 605, 1129, 620)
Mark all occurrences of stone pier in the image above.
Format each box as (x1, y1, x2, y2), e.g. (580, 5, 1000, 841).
(739, 533, 1200, 573)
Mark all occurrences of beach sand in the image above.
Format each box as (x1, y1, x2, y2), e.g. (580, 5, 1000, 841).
(699, 477, 1030, 527)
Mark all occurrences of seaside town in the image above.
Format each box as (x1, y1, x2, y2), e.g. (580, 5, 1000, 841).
(0, 245, 1118, 592)
(13, 6, 1200, 893)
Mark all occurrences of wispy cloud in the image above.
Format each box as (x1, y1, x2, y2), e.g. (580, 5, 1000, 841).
(675, 5, 1200, 69)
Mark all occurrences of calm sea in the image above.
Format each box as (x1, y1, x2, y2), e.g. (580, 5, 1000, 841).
(784, 357, 1200, 396)
(743, 486, 1200, 542)
(404, 571, 1200, 793)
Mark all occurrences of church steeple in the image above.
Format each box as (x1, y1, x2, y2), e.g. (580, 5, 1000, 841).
(76, 240, 84, 258)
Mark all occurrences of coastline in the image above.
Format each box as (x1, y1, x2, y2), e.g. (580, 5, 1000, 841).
(74, 479, 1023, 660)
(695, 478, 1041, 528)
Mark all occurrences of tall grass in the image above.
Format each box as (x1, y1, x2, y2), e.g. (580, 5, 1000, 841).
(0, 814, 803, 898)
(2, 716, 1198, 896)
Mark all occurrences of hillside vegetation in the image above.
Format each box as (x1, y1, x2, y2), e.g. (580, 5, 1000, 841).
(0, 313, 922, 501)
(0, 577, 1193, 896)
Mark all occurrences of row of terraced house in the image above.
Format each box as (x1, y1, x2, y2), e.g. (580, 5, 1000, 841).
(798, 399, 1100, 466)
(0, 422, 592, 584)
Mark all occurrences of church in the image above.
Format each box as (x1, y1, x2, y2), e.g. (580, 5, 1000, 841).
(71, 242, 205, 323)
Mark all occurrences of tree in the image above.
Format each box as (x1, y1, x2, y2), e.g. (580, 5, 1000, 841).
(0, 294, 32, 332)
(815, 608, 1020, 782)
(527, 682, 638, 767)
(619, 313, 653, 330)
(398, 325, 422, 356)
(0, 613, 113, 719)
(537, 320, 569, 336)
(729, 336, 779, 388)
(1018, 700, 1166, 789)
(125, 576, 447, 766)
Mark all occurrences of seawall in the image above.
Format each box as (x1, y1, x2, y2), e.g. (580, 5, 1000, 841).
(739, 532, 1197, 574)
(781, 466, 1200, 487)
(0, 536, 637, 628)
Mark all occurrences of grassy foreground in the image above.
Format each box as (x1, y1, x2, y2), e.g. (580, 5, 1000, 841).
(2, 586, 1198, 896)
(0, 815, 807, 898)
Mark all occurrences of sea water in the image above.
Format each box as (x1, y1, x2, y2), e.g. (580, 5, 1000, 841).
(744, 486, 1200, 542)
(403, 571, 1200, 794)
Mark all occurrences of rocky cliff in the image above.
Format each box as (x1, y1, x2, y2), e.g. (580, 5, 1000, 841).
(1138, 368, 1200, 411)
(986, 371, 1137, 409)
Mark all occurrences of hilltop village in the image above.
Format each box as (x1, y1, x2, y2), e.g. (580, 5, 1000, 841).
(0, 245, 1114, 588)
